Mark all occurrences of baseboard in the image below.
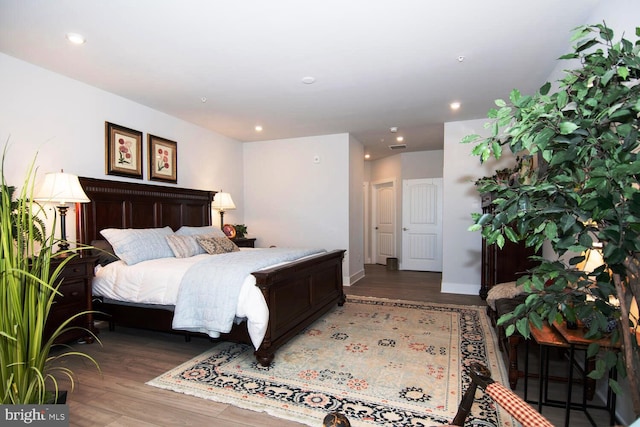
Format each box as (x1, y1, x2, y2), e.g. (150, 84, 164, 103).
(348, 268, 365, 286)
(440, 281, 481, 295)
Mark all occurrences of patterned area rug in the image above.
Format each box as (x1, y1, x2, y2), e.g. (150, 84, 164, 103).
(147, 296, 516, 426)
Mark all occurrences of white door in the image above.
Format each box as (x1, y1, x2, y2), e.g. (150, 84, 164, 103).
(373, 182, 395, 265)
(401, 178, 443, 271)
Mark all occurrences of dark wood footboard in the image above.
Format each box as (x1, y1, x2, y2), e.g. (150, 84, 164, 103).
(252, 249, 346, 365)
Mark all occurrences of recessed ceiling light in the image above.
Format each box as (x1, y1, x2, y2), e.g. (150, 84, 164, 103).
(457, 55, 465, 62)
(65, 32, 86, 45)
(390, 127, 398, 133)
(364, 154, 370, 160)
(255, 125, 263, 132)
(301, 76, 316, 85)
(450, 102, 461, 110)
(201, 97, 207, 103)
(396, 136, 404, 142)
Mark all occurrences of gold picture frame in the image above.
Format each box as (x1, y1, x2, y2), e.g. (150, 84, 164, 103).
(105, 122, 143, 179)
(148, 134, 177, 183)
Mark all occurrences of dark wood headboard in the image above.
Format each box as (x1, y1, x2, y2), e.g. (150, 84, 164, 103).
(75, 177, 214, 245)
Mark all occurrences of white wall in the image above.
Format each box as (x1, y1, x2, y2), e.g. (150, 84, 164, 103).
(401, 150, 444, 180)
(242, 133, 353, 282)
(349, 135, 365, 284)
(0, 53, 244, 243)
(442, 119, 514, 295)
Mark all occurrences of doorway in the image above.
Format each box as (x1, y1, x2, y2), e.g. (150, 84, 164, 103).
(401, 178, 443, 271)
(371, 180, 396, 265)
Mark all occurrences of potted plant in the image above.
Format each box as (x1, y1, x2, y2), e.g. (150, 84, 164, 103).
(463, 23, 640, 416)
(0, 145, 99, 404)
(234, 224, 248, 239)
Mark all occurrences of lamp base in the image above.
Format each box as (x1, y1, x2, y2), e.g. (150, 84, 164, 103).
(57, 205, 70, 253)
(219, 211, 225, 229)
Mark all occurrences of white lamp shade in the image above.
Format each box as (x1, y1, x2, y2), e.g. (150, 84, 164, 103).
(212, 192, 236, 211)
(34, 172, 90, 204)
(577, 247, 604, 274)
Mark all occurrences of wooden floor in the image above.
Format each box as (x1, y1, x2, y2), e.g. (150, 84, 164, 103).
(56, 264, 615, 426)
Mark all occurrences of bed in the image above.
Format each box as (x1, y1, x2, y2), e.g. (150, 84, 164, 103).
(75, 177, 346, 366)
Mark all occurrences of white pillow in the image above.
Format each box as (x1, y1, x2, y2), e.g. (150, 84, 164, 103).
(175, 225, 226, 238)
(166, 234, 206, 258)
(100, 226, 175, 265)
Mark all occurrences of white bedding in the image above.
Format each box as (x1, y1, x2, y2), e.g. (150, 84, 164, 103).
(92, 249, 272, 349)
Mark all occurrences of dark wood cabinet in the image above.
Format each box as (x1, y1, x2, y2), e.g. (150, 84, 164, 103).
(480, 193, 538, 299)
(45, 254, 98, 344)
(232, 237, 256, 248)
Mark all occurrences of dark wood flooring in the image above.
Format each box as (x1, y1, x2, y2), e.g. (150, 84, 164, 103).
(55, 264, 616, 426)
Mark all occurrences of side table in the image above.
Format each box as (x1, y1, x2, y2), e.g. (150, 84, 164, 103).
(232, 237, 256, 248)
(525, 321, 570, 412)
(554, 321, 620, 427)
(526, 321, 619, 427)
(45, 254, 98, 344)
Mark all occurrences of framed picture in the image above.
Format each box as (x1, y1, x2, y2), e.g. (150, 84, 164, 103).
(148, 134, 177, 183)
(222, 224, 236, 238)
(105, 122, 143, 179)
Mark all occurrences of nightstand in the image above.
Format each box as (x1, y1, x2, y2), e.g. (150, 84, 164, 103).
(45, 254, 98, 344)
(232, 237, 256, 248)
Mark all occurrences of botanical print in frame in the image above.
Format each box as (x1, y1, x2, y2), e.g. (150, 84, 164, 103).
(148, 134, 177, 183)
(105, 122, 143, 179)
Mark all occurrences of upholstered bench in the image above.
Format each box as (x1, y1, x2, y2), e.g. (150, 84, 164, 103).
(486, 282, 526, 389)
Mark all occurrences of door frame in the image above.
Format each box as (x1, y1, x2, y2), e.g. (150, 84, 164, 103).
(363, 181, 371, 264)
(371, 177, 397, 265)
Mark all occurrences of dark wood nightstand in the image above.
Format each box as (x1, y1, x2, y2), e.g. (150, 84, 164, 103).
(231, 237, 256, 248)
(45, 254, 98, 344)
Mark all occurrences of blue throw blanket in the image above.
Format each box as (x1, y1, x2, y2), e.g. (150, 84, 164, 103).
(172, 248, 325, 338)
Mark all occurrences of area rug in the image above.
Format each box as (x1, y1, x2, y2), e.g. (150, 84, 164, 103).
(147, 296, 516, 426)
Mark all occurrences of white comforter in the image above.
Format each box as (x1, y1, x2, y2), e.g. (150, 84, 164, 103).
(93, 249, 278, 349)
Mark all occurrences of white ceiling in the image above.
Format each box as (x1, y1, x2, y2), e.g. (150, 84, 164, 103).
(0, 0, 601, 161)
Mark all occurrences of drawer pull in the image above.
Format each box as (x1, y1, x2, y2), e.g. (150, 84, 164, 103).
(70, 291, 79, 297)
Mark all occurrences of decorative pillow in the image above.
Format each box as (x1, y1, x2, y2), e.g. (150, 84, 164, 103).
(90, 239, 119, 266)
(196, 236, 240, 255)
(175, 225, 226, 238)
(486, 281, 524, 311)
(166, 234, 206, 258)
(100, 226, 175, 265)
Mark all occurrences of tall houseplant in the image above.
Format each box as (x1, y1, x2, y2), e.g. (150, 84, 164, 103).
(0, 145, 99, 404)
(463, 24, 640, 416)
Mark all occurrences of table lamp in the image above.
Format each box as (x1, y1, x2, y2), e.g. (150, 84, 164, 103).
(212, 191, 235, 229)
(34, 170, 90, 252)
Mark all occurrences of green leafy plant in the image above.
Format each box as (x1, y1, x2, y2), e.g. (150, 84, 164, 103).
(0, 144, 100, 404)
(234, 224, 247, 238)
(463, 23, 640, 416)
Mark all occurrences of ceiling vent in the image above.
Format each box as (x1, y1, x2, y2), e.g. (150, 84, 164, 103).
(388, 144, 407, 150)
